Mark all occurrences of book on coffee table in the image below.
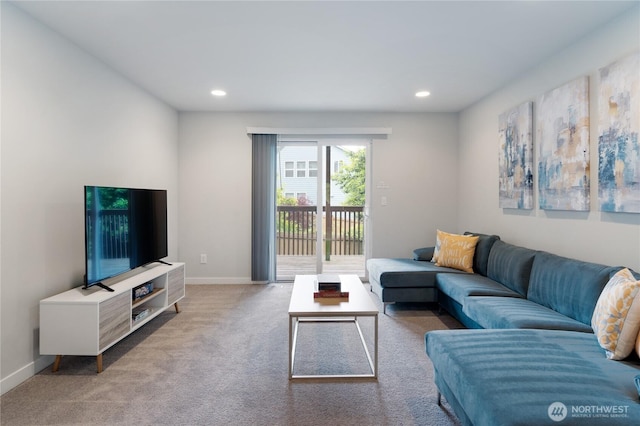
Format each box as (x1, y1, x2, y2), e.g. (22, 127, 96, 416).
(313, 290, 349, 299)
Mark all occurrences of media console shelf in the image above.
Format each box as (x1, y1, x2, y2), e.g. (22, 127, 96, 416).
(40, 262, 185, 373)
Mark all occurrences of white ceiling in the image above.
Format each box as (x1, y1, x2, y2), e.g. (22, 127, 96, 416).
(9, 1, 638, 112)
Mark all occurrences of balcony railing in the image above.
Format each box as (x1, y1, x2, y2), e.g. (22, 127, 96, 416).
(276, 205, 364, 257)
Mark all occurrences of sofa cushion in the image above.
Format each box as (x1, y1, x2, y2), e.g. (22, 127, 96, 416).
(435, 233, 479, 273)
(464, 232, 500, 277)
(436, 273, 522, 306)
(413, 246, 434, 261)
(463, 296, 594, 332)
(528, 251, 619, 326)
(425, 329, 640, 426)
(486, 240, 536, 296)
(366, 258, 464, 288)
(592, 268, 640, 360)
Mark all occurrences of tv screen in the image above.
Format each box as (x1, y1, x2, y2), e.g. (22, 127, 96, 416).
(84, 186, 168, 289)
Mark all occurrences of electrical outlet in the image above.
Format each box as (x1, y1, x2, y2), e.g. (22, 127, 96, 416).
(200, 254, 207, 264)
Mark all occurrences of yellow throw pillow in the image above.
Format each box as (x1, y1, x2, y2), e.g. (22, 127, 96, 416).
(591, 268, 640, 360)
(434, 232, 479, 273)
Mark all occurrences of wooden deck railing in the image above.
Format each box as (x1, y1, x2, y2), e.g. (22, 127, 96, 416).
(276, 205, 364, 256)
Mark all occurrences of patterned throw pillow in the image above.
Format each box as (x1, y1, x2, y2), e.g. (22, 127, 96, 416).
(591, 268, 640, 360)
(434, 232, 479, 273)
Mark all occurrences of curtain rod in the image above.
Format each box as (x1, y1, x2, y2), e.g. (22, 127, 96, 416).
(246, 127, 392, 137)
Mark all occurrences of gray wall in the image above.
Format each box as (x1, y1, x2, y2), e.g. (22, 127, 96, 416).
(1, 4, 179, 392)
(458, 6, 640, 271)
(178, 112, 459, 283)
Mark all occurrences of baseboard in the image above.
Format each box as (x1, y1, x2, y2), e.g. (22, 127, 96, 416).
(186, 277, 255, 285)
(1, 354, 54, 395)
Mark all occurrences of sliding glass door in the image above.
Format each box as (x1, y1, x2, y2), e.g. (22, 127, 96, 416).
(276, 140, 370, 281)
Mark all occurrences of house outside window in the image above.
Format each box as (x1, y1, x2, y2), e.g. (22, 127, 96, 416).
(277, 145, 350, 205)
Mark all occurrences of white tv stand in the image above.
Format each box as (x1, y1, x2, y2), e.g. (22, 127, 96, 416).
(40, 262, 185, 373)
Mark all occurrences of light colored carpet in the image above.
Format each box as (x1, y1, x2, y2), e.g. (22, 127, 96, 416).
(1, 283, 463, 425)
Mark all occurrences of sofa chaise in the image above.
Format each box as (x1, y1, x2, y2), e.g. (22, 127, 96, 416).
(426, 328, 640, 425)
(366, 232, 500, 313)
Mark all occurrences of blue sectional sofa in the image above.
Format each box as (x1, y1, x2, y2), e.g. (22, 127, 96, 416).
(367, 232, 640, 425)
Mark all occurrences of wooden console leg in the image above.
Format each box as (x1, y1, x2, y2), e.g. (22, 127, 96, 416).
(96, 354, 103, 373)
(52, 355, 62, 372)
(174, 302, 180, 313)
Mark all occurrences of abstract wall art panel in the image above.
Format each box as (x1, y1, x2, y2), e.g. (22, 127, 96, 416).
(597, 52, 640, 213)
(537, 77, 590, 211)
(498, 101, 533, 209)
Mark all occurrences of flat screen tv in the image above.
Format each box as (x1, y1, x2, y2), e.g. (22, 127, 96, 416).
(84, 185, 168, 291)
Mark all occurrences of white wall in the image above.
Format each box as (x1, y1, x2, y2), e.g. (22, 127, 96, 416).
(178, 112, 459, 283)
(458, 6, 640, 271)
(0, 4, 179, 393)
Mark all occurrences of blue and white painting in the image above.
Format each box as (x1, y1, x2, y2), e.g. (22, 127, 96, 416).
(498, 102, 533, 209)
(598, 52, 640, 213)
(537, 77, 590, 211)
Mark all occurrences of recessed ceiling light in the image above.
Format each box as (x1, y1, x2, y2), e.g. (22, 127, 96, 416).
(211, 89, 227, 97)
(415, 91, 430, 98)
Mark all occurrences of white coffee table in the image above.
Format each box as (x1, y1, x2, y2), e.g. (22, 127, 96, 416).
(288, 274, 379, 379)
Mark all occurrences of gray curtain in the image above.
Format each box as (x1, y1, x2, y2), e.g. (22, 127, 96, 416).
(251, 134, 277, 282)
